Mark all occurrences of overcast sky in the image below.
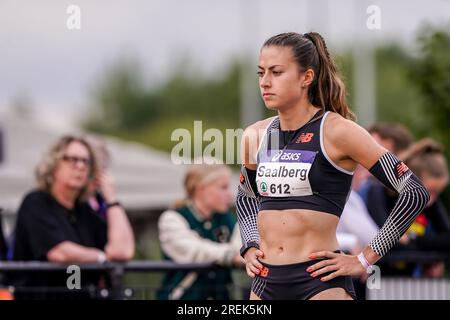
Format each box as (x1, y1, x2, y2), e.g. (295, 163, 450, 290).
(1, 0, 449, 127)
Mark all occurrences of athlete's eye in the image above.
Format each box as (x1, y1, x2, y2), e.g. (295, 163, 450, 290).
(257, 71, 264, 77)
(273, 71, 282, 76)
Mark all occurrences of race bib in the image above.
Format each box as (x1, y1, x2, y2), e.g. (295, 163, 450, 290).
(256, 149, 316, 197)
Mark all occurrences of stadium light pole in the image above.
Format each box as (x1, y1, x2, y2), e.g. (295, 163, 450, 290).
(353, 0, 377, 127)
(239, 0, 263, 128)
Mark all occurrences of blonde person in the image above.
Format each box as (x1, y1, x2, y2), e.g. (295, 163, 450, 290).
(13, 135, 134, 299)
(236, 32, 429, 300)
(158, 161, 244, 300)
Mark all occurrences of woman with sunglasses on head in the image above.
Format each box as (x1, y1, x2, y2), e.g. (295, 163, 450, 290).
(12, 135, 134, 299)
(236, 32, 430, 300)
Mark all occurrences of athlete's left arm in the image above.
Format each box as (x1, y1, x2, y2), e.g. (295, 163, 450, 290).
(307, 118, 430, 281)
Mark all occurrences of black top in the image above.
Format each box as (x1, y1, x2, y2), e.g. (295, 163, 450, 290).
(11, 190, 108, 299)
(256, 110, 354, 217)
(0, 210, 7, 260)
(14, 190, 107, 261)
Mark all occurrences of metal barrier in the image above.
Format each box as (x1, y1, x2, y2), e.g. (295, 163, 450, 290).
(1, 250, 449, 300)
(0, 260, 241, 299)
(366, 278, 450, 300)
(368, 250, 450, 300)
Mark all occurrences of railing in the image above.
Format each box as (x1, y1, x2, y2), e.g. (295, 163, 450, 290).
(377, 250, 450, 264)
(367, 250, 450, 300)
(1, 250, 450, 300)
(0, 260, 240, 299)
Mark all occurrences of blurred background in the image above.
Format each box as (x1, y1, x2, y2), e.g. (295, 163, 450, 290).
(1, 0, 450, 299)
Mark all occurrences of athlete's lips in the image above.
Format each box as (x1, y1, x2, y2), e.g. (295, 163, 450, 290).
(263, 93, 275, 100)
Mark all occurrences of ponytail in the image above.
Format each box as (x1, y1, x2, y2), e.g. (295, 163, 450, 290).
(304, 32, 355, 121)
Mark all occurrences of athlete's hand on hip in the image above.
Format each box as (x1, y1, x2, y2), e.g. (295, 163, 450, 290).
(306, 250, 366, 281)
(243, 247, 265, 278)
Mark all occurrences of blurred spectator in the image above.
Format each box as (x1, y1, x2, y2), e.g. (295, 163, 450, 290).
(157, 160, 243, 300)
(337, 164, 379, 300)
(85, 136, 111, 220)
(368, 123, 413, 154)
(11, 135, 134, 299)
(0, 209, 6, 261)
(397, 138, 450, 277)
(0, 209, 9, 297)
(337, 166, 379, 254)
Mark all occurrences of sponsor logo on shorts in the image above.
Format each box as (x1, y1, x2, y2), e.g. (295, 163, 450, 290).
(260, 266, 269, 277)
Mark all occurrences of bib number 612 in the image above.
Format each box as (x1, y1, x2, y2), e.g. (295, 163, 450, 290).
(270, 183, 291, 194)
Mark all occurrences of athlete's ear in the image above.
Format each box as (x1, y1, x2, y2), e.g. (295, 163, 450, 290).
(301, 68, 315, 88)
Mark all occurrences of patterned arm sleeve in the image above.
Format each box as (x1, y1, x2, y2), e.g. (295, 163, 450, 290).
(236, 165, 261, 258)
(368, 152, 430, 256)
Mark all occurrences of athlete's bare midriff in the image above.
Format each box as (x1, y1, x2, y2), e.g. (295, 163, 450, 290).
(258, 209, 340, 265)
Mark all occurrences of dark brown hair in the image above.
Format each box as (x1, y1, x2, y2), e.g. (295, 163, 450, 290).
(367, 123, 413, 154)
(263, 31, 355, 121)
(400, 138, 448, 179)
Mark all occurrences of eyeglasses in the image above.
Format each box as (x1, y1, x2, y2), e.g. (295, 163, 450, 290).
(61, 155, 92, 167)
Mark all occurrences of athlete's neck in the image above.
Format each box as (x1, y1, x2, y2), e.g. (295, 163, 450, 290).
(278, 101, 321, 131)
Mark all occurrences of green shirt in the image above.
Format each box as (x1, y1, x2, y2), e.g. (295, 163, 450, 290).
(157, 205, 237, 300)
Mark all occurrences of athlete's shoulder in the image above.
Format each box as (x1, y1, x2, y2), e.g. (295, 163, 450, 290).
(324, 111, 366, 140)
(241, 116, 276, 167)
(324, 111, 387, 167)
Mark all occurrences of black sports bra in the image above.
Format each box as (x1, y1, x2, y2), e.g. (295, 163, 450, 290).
(256, 110, 353, 217)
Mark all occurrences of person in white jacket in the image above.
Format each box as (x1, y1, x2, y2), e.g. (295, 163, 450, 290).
(157, 160, 244, 300)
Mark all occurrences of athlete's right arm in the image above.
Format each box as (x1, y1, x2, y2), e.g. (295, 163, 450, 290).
(236, 120, 271, 277)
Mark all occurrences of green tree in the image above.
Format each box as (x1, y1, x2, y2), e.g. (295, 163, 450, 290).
(409, 26, 450, 204)
(85, 59, 160, 132)
(410, 27, 450, 146)
(84, 58, 244, 162)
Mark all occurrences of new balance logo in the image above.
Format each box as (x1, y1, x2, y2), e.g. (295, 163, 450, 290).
(260, 266, 269, 277)
(395, 161, 410, 179)
(296, 133, 314, 143)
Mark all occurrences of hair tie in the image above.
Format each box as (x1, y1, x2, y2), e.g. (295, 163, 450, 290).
(303, 33, 313, 42)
